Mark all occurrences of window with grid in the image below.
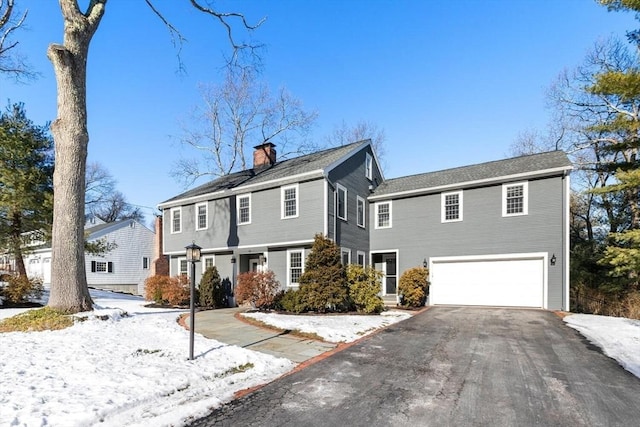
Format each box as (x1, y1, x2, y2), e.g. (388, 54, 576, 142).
(196, 203, 207, 230)
(95, 261, 107, 273)
(442, 191, 462, 222)
(288, 250, 303, 286)
(503, 182, 528, 216)
(204, 257, 214, 270)
(337, 184, 347, 220)
(180, 259, 188, 276)
(282, 185, 298, 218)
(238, 195, 251, 224)
(171, 208, 181, 233)
(376, 202, 391, 228)
(357, 196, 365, 228)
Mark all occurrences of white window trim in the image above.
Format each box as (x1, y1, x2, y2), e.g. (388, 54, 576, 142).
(286, 249, 305, 287)
(441, 190, 463, 223)
(203, 255, 215, 271)
(341, 247, 351, 265)
(178, 257, 188, 277)
(237, 193, 252, 225)
(95, 261, 108, 274)
(357, 195, 366, 228)
(281, 184, 299, 219)
(170, 207, 182, 234)
(195, 202, 208, 231)
(375, 201, 392, 229)
(337, 183, 348, 221)
(365, 153, 373, 180)
(357, 250, 366, 267)
(502, 181, 529, 217)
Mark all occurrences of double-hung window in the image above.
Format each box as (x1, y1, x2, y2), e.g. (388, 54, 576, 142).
(375, 201, 392, 229)
(195, 202, 208, 230)
(341, 248, 351, 266)
(287, 249, 304, 287)
(237, 194, 251, 225)
(441, 191, 463, 222)
(502, 182, 528, 217)
(337, 184, 347, 221)
(357, 196, 366, 228)
(282, 184, 299, 219)
(171, 207, 182, 233)
(179, 259, 188, 276)
(357, 251, 366, 267)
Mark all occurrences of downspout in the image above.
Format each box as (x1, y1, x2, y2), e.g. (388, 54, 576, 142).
(564, 171, 571, 312)
(323, 171, 337, 242)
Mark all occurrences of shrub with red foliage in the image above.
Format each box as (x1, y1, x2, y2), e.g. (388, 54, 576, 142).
(235, 270, 281, 309)
(144, 275, 190, 306)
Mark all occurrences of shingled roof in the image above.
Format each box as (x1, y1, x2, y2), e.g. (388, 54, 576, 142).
(160, 140, 370, 206)
(370, 150, 572, 200)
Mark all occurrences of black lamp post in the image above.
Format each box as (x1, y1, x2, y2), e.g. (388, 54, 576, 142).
(185, 241, 201, 360)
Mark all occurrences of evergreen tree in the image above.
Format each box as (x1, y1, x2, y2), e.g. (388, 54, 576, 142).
(0, 103, 53, 276)
(198, 266, 226, 308)
(298, 234, 349, 312)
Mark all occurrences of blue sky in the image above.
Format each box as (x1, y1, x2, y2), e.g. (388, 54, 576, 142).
(0, 0, 636, 222)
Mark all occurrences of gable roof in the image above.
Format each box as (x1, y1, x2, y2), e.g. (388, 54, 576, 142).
(370, 150, 572, 201)
(86, 219, 152, 240)
(159, 140, 372, 208)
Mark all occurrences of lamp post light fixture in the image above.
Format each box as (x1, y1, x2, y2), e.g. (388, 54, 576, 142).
(185, 241, 201, 361)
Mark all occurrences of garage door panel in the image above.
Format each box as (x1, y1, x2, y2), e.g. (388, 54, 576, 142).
(430, 257, 544, 308)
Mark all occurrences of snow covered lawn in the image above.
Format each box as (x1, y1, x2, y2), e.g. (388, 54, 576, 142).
(242, 310, 412, 343)
(564, 313, 640, 378)
(0, 289, 411, 426)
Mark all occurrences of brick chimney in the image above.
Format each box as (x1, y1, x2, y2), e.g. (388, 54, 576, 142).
(253, 142, 277, 168)
(151, 215, 169, 277)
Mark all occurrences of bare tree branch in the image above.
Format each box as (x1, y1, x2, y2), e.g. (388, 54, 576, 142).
(0, 0, 36, 81)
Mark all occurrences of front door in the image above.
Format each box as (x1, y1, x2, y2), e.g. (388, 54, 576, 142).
(374, 253, 397, 295)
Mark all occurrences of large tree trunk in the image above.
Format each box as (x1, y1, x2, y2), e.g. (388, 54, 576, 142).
(46, 0, 105, 313)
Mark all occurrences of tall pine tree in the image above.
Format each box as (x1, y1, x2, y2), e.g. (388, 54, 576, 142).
(0, 103, 54, 276)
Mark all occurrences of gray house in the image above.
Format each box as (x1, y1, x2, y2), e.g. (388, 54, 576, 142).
(159, 142, 571, 311)
(369, 151, 572, 310)
(158, 140, 383, 293)
(25, 217, 155, 295)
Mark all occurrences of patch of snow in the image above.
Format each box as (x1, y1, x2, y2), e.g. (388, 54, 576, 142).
(564, 313, 640, 378)
(242, 310, 412, 343)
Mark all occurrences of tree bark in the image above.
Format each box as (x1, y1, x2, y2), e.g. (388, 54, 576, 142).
(10, 209, 26, 277)
(46, 0, 105, 313)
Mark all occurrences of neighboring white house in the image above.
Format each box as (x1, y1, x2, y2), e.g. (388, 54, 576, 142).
(25, 218, 155, 295)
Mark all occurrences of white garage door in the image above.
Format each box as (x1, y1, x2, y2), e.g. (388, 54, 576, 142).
(430, 255, 545, 308)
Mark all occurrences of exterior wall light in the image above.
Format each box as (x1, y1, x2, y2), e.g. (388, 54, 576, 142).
(550, 254, 556, 266)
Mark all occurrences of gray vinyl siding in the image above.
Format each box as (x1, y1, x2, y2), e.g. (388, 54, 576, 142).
(370, 176, 566, 309)
(327, 145, 383, 263)
(85, 221, 155, 295)
(163, 179, 325, 253)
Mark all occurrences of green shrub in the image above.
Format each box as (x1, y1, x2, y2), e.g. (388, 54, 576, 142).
(236, 270, 281, 309)
(275, 288, 308, 313)
(199, 266, 226, 308)
(0, 275, 43, 304)
(0, 307, 74, 332)
(144, 275, 190, 306)
(298, 234, 349, 312)
(398, 267, 429, 307)
(346, 264, 385, 314)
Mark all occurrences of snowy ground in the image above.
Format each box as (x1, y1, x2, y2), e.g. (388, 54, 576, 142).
(564, 313, 640, 378)
(242, 310, 412, 343)
(0, 289, 411, 426)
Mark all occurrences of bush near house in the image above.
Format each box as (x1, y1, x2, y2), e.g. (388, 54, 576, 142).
(274, 288, 309, 313)
(236, 270, 280, 309)
(144, 275, 190, 306)
(298, 234, 349, 313)
(346, 264, 385, 314)
(0, 275, 43, 305)
(199, 266, 226, 308)
(398, 267, 429, 308)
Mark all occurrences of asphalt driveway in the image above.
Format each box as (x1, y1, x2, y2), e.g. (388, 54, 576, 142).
(190, 307, 640, 426)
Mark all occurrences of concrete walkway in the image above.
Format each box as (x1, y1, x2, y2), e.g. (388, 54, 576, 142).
(193, 308, 337, 363)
